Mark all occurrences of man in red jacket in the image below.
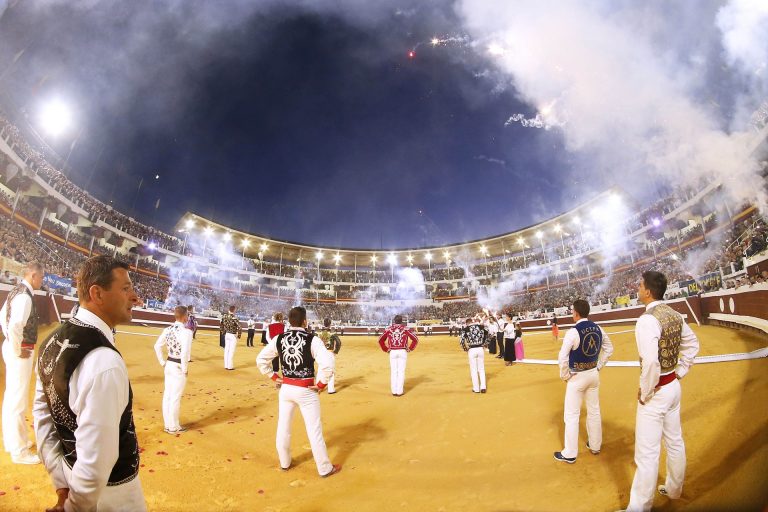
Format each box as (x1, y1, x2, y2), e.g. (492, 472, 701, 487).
(378, 315, 418, 396)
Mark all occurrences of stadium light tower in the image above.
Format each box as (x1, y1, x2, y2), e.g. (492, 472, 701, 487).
(424, 252, 432, 279)
(387, 253, 396, 281)
(554, 224, 566, 254)
(517, 237, 526, 266)
(241, 239, 250, 269)
(39, 99, 73, 137)
(536, 230, 546, 261)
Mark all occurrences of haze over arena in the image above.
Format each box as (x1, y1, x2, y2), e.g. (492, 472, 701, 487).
(0, 0, 765, 249)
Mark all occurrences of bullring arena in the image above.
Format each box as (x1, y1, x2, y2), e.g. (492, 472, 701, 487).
(0, 4, 768, 512)
(0, 313, 766, 511)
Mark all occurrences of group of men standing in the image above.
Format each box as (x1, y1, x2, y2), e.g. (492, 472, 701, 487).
(1, 255, 701, 511)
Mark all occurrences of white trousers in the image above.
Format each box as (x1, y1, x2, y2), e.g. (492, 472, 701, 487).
(276, 384, 333, 475)
(2, 340, 34, 456)
(389, 349, 407, 395)
(223, 333, 236, 369)
(187, 338, 193, 362)
(327, 354, 336, 393)
(562, 368, 602, 459)
(467, 347, 486, 392)
(162, 362, 187, 431)
(63, 464, 147, 511)
(627, 379, 686, 512)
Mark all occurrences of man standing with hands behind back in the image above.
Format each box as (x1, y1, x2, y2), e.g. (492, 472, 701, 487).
(1, 261, 45, 465)
(621, 271, 699, 512)
(33, 255, 147, 511)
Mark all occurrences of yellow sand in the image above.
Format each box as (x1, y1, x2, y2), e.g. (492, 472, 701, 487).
(1, 323, 766, 511)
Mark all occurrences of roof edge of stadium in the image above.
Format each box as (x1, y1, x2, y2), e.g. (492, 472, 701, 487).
(174, 187, 632, 256)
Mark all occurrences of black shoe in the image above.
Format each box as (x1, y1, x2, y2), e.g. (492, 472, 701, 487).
(480, 389, 487, 393)
(586, 441, 600, 455)
(553, 452, 576, 464)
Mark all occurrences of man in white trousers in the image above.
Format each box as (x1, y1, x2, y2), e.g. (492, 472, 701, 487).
(459, 317, 488, 393)
(154, 306, 192, 434)
(554, 299, 613, 463)
(378, 315, 419, 396)
(255, 306, 341, 477)
(1, 261, 44, 465)
(33, 255, 147, 511)
(620, 271, 699, 512)
(220, 305, 241, 370)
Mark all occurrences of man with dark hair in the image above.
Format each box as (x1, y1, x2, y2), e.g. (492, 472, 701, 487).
(1, 261, 44, 465)
(220, 305, 241, 370)
(622, 271, 699, 511)
(378, 314, 419, 396)
(255, 306, 341, 478)
(317, 318, 342, 394)
(154, 306, 192, 434)
(246, 315, 256, 347)
(33, 255, 146, 511)
(459, 317, 488, 393)
(554, 299, 613, 463)
(184, 304, 197, 362)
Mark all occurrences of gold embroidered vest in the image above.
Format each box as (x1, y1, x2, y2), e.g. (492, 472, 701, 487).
(645, 303, 683, 373)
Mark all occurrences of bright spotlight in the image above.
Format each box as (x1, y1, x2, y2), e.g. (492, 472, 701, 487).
(39, 99, 72, 137)
(443, 251, 450, 260)
(424, 253, 432, 261)
(223, 232, 232, 241)
(487, 43, 505, 56)
(148, 242, 157, 251)
(387, 254, 397, 265)
(406, 254, 414, 263)
(652, 218, 662, 227)
(260, 243, 268, 251)
(316, 251, 324, 260)
(204, 227, 213, 236)
(535, 231, 543, 239)
(371, 255, 378, 263)
(333, 254, 341, 262)
(517, 237, 525, 246)
(554, 224, 561, 233)
(185, 219, 195, 229)
(241, 239, 250, 247)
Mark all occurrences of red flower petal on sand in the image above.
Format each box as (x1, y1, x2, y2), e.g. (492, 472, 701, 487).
(12, 486, 20, 491)
(0, 491, 5, 496)
(149, 469, 155, 473)
(258, 490, 264, 494)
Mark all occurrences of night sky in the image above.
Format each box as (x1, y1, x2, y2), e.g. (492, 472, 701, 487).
(2, 1, 754, 250)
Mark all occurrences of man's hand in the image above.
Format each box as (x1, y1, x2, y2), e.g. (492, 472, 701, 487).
(19, 349, 33, 359)
(45, 487, 69, 512)
(309, 385, 323, 393)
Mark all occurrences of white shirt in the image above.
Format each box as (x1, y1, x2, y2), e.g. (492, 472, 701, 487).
(33, 307, 132, 512)
(0, 279, 33, 356)
(153, 321, 192, 374)
(635, 300, 699, 403)
(255, 327, 335, 385)
(247, 319, 255, 329)
(502, 321, 516, 339)
(486, 320, 498, 335)
(558, 318, 614, 381)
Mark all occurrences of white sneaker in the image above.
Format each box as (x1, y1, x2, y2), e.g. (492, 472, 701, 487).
(11, 450, 40, 465)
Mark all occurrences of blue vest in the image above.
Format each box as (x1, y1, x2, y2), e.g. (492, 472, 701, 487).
(568, 320, 603, 372)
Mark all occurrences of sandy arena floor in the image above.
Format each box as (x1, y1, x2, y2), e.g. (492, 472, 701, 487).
(1, 323, 766, 511)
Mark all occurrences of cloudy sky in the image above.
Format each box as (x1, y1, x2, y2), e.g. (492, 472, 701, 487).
(0, 0, 765, 249)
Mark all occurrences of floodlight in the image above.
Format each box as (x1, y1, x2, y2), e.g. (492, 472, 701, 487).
(185, 219, 195, 229)
(148, 242, 157, 250)
(241, 239, 250, 247)
(260, 243, 268, 251)
(39, 99, 72, 137)
(316, 251, 324, 260)
(517, 237, 525, 246)
(443, 251, 450, 259)
(223, 232, 232, 241)
(554, 224, 561, 233)
(333, 254, 341, 262)
(204, 227, 213, 236)
(371, 255, 378, 263)
(535, 231, 543, 239)
(387, 254, 397, 265)
(406, 254, 414, 263)
(424, 253, 432, 261)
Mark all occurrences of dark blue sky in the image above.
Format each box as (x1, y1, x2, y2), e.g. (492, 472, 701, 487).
(1, 1, 593, 249)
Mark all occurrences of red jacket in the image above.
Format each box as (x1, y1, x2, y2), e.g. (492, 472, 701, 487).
(378, 324, 418, 352)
